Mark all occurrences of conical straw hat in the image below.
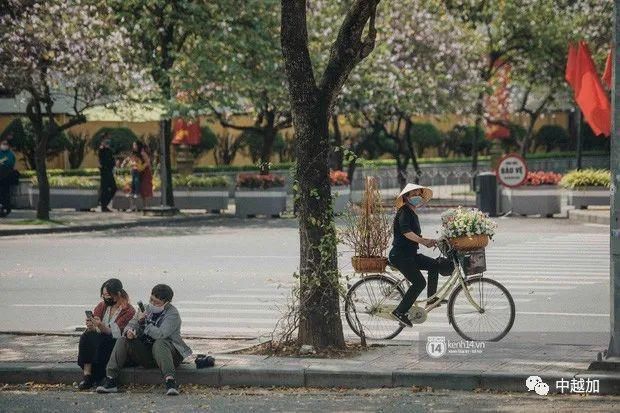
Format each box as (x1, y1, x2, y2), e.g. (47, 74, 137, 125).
(395, 183, 433, 209)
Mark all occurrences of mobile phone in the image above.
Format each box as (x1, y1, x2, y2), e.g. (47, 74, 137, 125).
(85, 310, 93, 319)
(137, 301, 145, 312)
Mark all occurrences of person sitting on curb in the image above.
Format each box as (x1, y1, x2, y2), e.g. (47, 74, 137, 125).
(96, 284, 192, 396)
(77, 278, 135, 390)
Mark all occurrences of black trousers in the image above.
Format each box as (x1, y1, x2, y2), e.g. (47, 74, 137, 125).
(389, 247, 440, 313)
(77, 331, 116, 382)
(0, 175, 13, 212)
(99, 170, 117, 208)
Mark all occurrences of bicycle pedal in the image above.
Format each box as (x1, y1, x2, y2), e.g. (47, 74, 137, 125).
(407, 306, 427, 324)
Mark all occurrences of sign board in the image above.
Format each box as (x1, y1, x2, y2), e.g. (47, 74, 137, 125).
(496, 153, 528, 187)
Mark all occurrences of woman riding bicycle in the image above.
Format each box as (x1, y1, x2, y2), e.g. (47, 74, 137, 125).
(389, 183, 445, 327)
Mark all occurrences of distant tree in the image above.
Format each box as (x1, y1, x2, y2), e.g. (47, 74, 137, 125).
(0, 117, 68, 170)
(90, 127, 138, 156)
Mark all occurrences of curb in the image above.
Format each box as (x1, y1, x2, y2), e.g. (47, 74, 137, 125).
(567, 209, 610, 225)
(1, 363, 618, 395)
(0, 215, 223, 237)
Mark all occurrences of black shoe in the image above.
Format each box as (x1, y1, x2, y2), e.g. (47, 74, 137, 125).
(101, 207, 112, 212)
(165, 378, 179, 396)
(78, 374, 95, 390)
(391, 310, 413, 328)
(96, 377, 118, 393)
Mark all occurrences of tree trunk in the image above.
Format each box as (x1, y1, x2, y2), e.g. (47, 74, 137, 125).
(34, 134, 50, 220)
(160, 118, 174, 206)
(396, 155, 408, 190)
(520, 113, 538, 158)
(472, 91, 484, 172)
(259, 124, 276, 175)
(330, 115, 344, 171)
(404, 118, 421, 184)
(281, 0, 379, 350)
(294, 102, 345, 348)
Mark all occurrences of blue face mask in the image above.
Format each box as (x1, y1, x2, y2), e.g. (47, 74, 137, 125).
(408, 196, 423, 207)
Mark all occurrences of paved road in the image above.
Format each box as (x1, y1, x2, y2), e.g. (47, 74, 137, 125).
(0, 386, 618, 412)
(0, 213, 610, 346)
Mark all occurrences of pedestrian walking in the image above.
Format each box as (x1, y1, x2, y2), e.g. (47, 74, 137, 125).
(98, 135, 117, 212)
(0, 137, 18, 217)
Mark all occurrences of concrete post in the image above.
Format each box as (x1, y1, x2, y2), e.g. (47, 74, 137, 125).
(607, 0, 620, 358)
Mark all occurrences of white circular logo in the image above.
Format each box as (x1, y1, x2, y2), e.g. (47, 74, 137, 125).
(496, 153, 528, 187)
(426, 336, 447, 358)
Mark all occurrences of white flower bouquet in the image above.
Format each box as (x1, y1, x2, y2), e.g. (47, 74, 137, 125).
(440, 207, 497, 250)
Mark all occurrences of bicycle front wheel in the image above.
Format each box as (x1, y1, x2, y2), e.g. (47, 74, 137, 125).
(448, 277, 515, 342)
(344, 274, 406, 340)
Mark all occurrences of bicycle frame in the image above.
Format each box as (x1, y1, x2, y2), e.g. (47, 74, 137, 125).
(366, 240, 484, 319)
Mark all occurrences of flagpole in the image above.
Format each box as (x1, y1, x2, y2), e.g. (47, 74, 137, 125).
(576, 109, 583, 170)
(606, 0, 620, 359)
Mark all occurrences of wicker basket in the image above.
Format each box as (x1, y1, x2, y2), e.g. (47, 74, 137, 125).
(352, 256, 387, 273)
(448, 234, 489, 251)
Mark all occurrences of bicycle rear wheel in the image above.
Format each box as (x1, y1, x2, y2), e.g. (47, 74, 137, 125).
(344, 274, 406, 340)
(448, 276, 515, 342)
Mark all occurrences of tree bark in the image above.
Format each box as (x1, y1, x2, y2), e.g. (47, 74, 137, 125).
(330, 115, 344, 170)
(472, 91, 484, 173)
(161, 118, 174, 206)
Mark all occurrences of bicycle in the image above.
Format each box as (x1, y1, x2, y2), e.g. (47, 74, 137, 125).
(344, 238, 515, 342)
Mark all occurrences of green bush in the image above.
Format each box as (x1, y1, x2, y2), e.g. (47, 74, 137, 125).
(172, 175, 228, 188)
(534, 125, 569, 152)
(193, 162, 294, 173)
(90, 127, 138, 155)
(559, 169, 611, 189)
(31, 176, 99, 189)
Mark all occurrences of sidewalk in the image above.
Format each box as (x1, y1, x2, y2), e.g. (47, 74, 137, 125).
(0, 209, 226, 237)
(0, 333, 618, 394)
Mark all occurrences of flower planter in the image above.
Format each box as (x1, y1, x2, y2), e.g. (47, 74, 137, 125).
(235, 188, 287, 218)
(173, 187, 229, 212)
(112, 191, 162, 211)
(332, 186, 351, 214)
(29, 187, 99, 211)
(566, 186, 610, 209)
(10, 178, 33, 209)
(500, 185, 562, 217)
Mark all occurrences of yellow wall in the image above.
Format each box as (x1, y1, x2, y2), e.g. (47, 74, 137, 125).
(1, 111, 570, 171)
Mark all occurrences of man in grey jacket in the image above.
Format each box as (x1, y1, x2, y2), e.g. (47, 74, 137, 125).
(97, 284, 192, 396)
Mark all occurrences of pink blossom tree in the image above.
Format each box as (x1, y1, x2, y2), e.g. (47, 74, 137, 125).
(0, 0, 146, 219)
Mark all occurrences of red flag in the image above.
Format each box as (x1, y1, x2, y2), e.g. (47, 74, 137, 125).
(172, 118, 189, 145)
(186, 120, 201, 146)
(574, 41, 611, 137)
(565, 43, 579, 91)
(603, 49, 612, 89)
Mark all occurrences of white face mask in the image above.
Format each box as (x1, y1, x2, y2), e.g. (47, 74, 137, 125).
(0, 145, 8, 151)
(150, 303, 166, 314)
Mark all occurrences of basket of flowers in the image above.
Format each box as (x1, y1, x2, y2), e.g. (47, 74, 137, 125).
(440, 207, 497, 251)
